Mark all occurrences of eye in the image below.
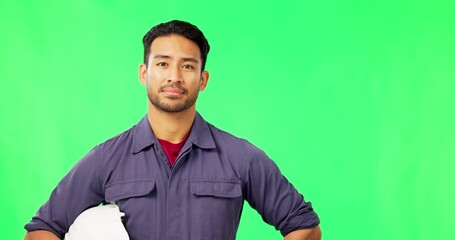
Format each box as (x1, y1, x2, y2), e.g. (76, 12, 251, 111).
(156, 62, 168, 67)
(182, 64, 195, 70)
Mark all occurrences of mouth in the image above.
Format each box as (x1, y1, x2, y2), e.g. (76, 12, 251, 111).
(161, 86, 186, 97)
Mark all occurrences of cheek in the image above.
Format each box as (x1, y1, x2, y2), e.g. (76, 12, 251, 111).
(150, 69, 164, 79)
(147, 70, 165, 84)
(183, 73, 202, 86)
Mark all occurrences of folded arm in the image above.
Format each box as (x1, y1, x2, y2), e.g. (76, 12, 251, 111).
(284, 225, 322, 240)
(24, 230, 60, 240)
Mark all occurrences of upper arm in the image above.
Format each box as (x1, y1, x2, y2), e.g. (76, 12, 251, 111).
(243, 143, 320, 236)
(24, 147, 105, 237)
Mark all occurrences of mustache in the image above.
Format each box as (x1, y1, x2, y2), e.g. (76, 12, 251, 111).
(159, 84, 188, 94)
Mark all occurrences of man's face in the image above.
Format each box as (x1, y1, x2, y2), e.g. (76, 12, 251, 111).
(139, 34, 209, 113)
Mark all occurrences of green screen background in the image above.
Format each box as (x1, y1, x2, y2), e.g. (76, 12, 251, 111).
(1, 0, 454, 239)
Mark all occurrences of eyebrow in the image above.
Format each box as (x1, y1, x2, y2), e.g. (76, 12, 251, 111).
(153, 54, 199, 63)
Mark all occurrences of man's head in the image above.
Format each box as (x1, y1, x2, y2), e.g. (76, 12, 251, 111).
(142, 20, 210, 71)
(139, 20, 210, 114)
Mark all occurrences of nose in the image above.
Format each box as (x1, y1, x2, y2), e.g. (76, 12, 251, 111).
(167, 65, 182, 84)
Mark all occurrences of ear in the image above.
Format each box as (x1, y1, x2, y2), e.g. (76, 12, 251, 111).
(199, 70, 209, 91)
(139, 63, 148, 85)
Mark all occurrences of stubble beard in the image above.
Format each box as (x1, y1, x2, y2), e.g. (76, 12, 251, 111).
(147, 84, 199, 113)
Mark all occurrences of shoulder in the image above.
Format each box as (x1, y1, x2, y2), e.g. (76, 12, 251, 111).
(205, 122, 268, 160)
(85, 122, 141, 170)
(95, 125, 136, 153)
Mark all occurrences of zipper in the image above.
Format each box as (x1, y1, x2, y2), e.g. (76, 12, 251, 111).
(164, 143, 192, 239)
(171, 142, 192, 171)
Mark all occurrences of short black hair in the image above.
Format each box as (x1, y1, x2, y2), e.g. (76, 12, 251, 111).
(142, 20, 210, 71)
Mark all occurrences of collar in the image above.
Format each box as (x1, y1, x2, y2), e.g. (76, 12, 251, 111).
(132, 112, 216, 154)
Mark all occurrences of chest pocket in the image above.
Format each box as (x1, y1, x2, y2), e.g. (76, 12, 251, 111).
(190, 179, 242, 198)
(189, 179, 243, 239)
(104, 179, 157, 240)
(105, 179, 156, 202)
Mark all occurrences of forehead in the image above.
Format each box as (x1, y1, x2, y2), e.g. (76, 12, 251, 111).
(150, 35, 201, 59)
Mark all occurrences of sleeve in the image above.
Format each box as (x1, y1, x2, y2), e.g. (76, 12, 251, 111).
(243, 143, 320, 237)
(24, 146, 105, 239)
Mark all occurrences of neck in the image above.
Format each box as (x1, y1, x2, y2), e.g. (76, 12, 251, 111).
(147, 103, 196, 143)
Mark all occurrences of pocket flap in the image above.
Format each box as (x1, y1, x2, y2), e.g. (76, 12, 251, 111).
(190, 179, 242, 198)
(105, 179, 155, 202)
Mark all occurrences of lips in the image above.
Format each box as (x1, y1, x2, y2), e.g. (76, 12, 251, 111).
(162, 87, 184, 93)
(161, 86, 186, 97)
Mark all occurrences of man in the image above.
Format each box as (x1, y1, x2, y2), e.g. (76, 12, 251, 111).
(24, 20, 321, 240)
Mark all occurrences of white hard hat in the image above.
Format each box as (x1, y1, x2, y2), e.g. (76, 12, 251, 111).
(64, 203, 129, 240)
